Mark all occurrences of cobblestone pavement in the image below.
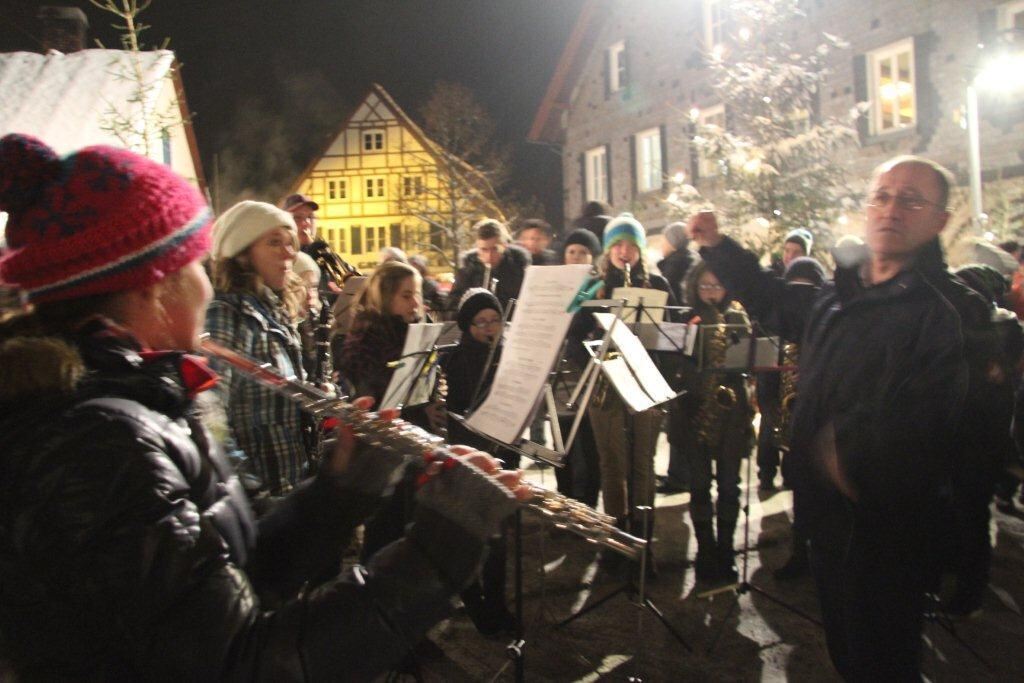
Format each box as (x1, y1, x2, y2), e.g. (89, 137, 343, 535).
(411, 437, 1024, 682)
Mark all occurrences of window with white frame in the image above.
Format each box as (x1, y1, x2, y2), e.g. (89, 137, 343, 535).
(868, 38, 916, 135)
(363, 130, 385, 151)
(704, 0, 726, 52)
(697, 105, 725, 178)
(365, 177, 386, 198)
(635, 128, 663, 193)
(608, 41, 627, 92)
(584, 146, 608, 203)
(999, 1, 1024, 31)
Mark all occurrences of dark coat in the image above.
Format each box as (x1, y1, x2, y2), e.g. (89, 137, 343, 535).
(0, 320, 493, 681)
(338, 312, 408, 405)
(449, 245, 532, 312)
(702, 236, 971, 522)
(657, 247, 697, 309)
(441, 332, 501, 452)
(528, 248, 560, 266)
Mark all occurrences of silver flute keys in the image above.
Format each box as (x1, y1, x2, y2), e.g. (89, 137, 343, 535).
(199, 334, 647, 559)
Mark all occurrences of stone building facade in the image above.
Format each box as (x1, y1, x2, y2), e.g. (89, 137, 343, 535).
(530, 0, 1024, 238)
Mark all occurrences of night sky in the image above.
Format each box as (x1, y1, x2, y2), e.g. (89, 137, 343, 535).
(1, 0, 585, 226)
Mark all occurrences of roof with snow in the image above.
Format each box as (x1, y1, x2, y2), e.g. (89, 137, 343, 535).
(0, 49, 175, 152)
(0, 49, 204, 191)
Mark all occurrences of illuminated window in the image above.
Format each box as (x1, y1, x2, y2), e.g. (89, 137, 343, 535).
(999, 1, 1024, 31)
(403, 176, 424, 196)
(365, 177, 386, 198)
(697, 105, 725, 178)
(704, 0, 726, 53)
(608, 41, 627, 93)
(363, 130, 385, 151)
(634, 128, 663, 193)
(868, 39, 916, 135)
(584, 146, 608, 203)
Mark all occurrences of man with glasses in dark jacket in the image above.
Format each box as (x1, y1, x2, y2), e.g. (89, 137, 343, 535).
(689, 156, 979, 681)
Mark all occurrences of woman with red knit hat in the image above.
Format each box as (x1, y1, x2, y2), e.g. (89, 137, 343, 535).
(0, 134, 526, 680)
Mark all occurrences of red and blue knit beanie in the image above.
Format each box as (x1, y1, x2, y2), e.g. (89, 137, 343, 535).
(0, 134, 212, 304)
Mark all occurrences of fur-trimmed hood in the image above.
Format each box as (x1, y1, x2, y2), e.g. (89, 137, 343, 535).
(0, 319, 211, 417)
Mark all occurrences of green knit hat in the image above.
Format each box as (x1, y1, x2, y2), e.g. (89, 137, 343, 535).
(603, 212, 646, 251)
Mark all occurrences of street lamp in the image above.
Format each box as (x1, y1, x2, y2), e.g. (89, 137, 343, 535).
(966, 46, 1024, 229)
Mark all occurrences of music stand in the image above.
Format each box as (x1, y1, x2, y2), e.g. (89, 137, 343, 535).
(698, 322, 821, 654)
(556, 303, 695, 670)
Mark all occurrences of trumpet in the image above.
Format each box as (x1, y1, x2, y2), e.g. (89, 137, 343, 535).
(199, 335, 646, 559)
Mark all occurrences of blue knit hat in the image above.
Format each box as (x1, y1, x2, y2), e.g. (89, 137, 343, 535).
(603, 212, 646, 251)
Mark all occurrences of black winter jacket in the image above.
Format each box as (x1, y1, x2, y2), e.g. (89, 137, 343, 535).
(702, 237, 971, 523)
(0, 320, 510, 681)
(657, 247, 697, 308)
(449, 246, 531, 312)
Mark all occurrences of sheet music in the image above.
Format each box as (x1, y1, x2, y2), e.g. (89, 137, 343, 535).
(601, 357, 657, 412)
(593, 312, 676, 404)
(609, 286, 669, 321)
(466, 264, 592, 444)
(380, 322, 445, 410)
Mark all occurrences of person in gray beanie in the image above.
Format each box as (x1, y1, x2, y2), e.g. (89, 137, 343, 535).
(658, 221, 697, 310)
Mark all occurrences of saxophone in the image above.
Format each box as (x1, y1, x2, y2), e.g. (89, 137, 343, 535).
(771, 342, 799, 451)
(695, 311, 739, 448)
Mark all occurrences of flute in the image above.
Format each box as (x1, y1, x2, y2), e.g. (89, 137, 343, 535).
(199, 334, 646, 559)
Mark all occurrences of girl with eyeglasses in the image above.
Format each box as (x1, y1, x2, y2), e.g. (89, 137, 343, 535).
(440, 288, 518, 636)
(671, 261, 753, 583)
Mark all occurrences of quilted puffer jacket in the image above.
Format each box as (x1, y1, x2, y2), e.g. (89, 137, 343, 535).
(0, 319, 516, 681)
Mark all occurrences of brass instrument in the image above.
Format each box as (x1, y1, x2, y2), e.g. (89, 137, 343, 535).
(309, 240, 361, 289)
(695, 317, 738, 448)
(772, 342, 799, 451)
(199, 335, 646, 559)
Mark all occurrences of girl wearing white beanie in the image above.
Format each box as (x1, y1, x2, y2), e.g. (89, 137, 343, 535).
(205, 200, 312, 497)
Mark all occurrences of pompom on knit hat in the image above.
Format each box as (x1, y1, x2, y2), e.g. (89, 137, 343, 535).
(456, 287, 502, 332)
(563, 228, 602, 258)
(784, 228, 813, 255)
(603, 212, 646, 251)
(0, 134, 211, 304)
(212, 200, 298, 259)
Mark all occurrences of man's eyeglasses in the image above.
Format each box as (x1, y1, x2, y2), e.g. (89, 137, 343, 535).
(471, 319, 502, 329)
(866, 191, 941, 212)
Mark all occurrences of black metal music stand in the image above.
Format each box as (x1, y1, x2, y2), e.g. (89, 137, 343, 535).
(555, 308, 695, 674)
(699, 325, 821, 654)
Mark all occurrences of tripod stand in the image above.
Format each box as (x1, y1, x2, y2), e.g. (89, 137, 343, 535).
(700, 450, 821, 654)
(556, 505, 692, 680)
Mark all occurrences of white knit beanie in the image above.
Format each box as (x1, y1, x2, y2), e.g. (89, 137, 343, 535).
(292, 251, 321, 280)
(212, 200, 298, 259)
